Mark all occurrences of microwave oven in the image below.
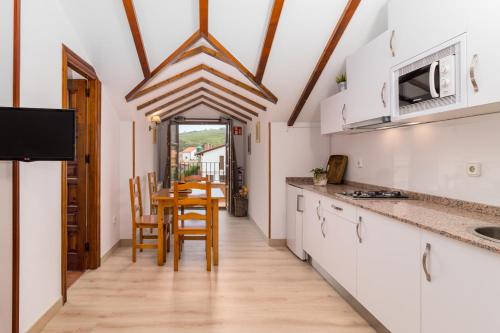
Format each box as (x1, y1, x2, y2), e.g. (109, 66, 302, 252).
(391, 34, 467, 121)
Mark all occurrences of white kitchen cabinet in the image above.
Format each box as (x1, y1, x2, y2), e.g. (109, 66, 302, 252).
(346, 31, 391, 125)
(302, 191, 323, 262)
(357, 209, 420, 333)
(421, 231, 500, 333)
(322, 209, 358, 296)
(320, 90, 347, 134)
(388, 0, 467, 65)
(286, 185, 305, 260)
(466, 1, 500, 108)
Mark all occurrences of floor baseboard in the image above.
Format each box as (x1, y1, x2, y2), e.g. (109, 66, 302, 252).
(101, 240, 121, 263)
(247, 215, 286, 247)
(119, 239, 132, 247)
(26, 297, 62, 333)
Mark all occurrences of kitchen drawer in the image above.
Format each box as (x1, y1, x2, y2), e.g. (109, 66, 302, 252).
(322, 197, 356, 222)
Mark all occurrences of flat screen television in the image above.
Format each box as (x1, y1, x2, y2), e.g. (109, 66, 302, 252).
(0, 107, 75, 161)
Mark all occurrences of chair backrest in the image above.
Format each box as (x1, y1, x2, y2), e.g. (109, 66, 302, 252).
(129, 176, 143, 225)
(147, 171, 158, 212)
(173, 181, 212, 232)
(182, 175, 208, 182)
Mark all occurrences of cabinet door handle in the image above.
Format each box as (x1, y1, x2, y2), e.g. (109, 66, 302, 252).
(380, 82, 386, 108)
(316, 202, 321, 220)
(296, 194, 304, 212)
(321, 217, 326, 238)
(356, 218, 362, 244)
(470, 54, 479, 93)
(341, 104, 346, 125)
(390, 30, 395, 57)
(331, 204, 343, 211)
(422, 243, 432, 282)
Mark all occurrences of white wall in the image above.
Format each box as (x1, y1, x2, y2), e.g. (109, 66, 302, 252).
(100, 91, 121, 255)
(270, 122, 330, 239)
(19, 1, 122, 330)
(119, 121, 133, 240)
(0, 2, 14, 332)
(331, 113, 500, 207)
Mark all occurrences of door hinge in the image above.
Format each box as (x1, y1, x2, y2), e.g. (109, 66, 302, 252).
(85, 154, 90, 164)
(84, 242, 90, 251)
(85, 87, 90, 97)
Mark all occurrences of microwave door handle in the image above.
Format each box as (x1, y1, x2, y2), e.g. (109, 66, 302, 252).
(429, 61, 439, 98)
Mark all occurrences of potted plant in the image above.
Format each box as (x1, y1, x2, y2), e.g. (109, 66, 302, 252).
(311, 167, 328, 186)
(336, 73, 347, 91)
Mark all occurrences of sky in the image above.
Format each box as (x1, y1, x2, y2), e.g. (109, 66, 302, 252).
(179, 124, 226, 133)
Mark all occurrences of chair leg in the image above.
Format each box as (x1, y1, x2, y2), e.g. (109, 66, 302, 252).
(139, 228, 144, 252)
(206, 231, 211, 271)
(174, 233, 179, 271)
(166, 223, 171, 253)
(163, 226, 167, 263)
(132, 225, 137, 263)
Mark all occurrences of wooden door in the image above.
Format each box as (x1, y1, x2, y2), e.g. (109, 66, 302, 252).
(66, 79, 88, 271)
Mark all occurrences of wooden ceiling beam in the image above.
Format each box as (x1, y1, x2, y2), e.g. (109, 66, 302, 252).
(173, 45, 231, 65)
(137, 77, 204, 110)
(199, 101, 248, 124)
(199, 0, 209, 36)
(132, 64, 269, 102)
(200, 87, 258, 116)
(138, 77, 264, 113)
(160, 102, 205, 121)
(287, 0, 360, 126)
(206, 33, 278, 103)
(199, 77, 266, 111)
(144, 87, 204, 116)
(155, 97, 206, 118)
(200, 96, 253, 120)
(255, 0, 285, 83)
(125, 31, 201, 101)
(122, 0, 151, 78)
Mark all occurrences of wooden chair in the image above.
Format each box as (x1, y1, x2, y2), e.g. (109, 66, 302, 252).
(129, 176, 170, 263)
(173, 181, 212, 271)
(147, 171, 159, 215)
(182, 175, 208, 182)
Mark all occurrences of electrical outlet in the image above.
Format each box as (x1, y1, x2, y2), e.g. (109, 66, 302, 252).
(357, 158, 364, 168)
(112, 215, 117, 224)
(467, 162, 481, 177)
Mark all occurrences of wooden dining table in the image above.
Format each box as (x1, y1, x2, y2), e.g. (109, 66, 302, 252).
(152, 187, 224, 266)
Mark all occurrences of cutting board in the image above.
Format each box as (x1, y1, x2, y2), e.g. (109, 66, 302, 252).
(326, 155, 348, 184)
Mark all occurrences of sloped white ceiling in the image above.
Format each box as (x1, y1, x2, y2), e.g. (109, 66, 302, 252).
(58, 0, 388, 123)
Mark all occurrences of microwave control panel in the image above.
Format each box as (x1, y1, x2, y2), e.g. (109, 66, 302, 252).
(439, 55, 455, 97)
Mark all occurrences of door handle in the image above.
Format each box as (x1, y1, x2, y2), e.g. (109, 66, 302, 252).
(331, 204, 343, 212)
(341, 104, 346, 125)
(429, 61, 439, 98)
(296, 194, 304, 213)
(380, 82, 387, 108)
(356, 216, 362, 243)
(321, 217, 326, 238)
(390, 30, 395, 57)
(316, 201, 321, 220)
(422, 243, 431, 282)
(470, 54, 479, 93)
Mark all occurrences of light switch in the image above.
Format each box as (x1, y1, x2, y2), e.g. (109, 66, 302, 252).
(357, 158, 364, 168)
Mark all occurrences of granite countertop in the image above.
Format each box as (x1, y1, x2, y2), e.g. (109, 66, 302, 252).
(287, 179, 500, 254)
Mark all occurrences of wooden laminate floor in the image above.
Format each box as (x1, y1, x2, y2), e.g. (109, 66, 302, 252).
(42, 212, 375, 333)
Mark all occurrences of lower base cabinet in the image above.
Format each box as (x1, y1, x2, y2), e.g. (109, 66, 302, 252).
(356, 209, 420, 333)
(323, 209, 358, 296)
(421, 231, 500, 333)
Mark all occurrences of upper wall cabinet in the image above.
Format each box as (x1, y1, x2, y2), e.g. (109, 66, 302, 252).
(466, 1, 500, 107)
(346, 31, 391, 125)
(388, 0, 467, 66)
(320, 90, 347, 135)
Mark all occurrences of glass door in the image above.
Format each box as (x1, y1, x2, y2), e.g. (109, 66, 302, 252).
(165, 121, 179, 188)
